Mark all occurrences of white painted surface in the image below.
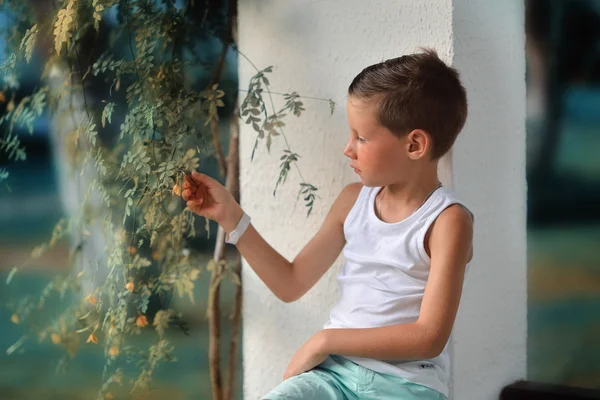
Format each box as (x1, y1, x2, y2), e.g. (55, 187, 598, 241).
(238, 0, 526, 398)
(450, 1, 527, 399)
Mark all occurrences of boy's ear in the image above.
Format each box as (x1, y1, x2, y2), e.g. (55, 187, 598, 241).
(406, 129, 431, 159)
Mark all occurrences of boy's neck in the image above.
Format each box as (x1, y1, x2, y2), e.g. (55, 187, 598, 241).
(384, 166, 441, 208)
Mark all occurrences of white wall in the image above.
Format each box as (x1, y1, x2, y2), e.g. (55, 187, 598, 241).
(450, 1, 527, 398)
(238, 1, 526, 398)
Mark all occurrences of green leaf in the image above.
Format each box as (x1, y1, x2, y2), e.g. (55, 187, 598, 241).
(54, 0, 76, 55)
(84, 122, 98, 147)
(19, 25, 39, 63)
(102, 102, 115, 128)
(6, 336, 27, 356)
(0, 53, 16, 70)
(6, 267, 18, 285)
(0, 135, 26, 162)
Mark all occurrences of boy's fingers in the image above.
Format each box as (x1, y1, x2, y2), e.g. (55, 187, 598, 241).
(186, 198, 204, 209)
(183, 177, 198, 189)
(182, 186, 205, 201)
(191, 171, 219, 188)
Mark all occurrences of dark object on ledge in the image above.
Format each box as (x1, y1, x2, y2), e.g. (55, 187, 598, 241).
(501, 381, 600, 399)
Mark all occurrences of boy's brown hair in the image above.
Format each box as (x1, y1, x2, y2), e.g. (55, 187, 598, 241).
(348, 48, 468, 159)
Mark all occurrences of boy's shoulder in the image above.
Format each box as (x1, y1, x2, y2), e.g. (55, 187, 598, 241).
(427, 202, 474, 260)
(332, 183, 363, 222)
(436, 203, 473, 229)
(339, 182, 363, 205)
(340, 182, 363, 197)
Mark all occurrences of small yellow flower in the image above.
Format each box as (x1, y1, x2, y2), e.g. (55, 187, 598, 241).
(151, 250, 160, 261)
(105, 393, 114, 400)
(86, 332, 99, 344)
(86, 295, 97, 305)
(136, 314, 148, 328)
(51, 333, 61, 344)
(128, 246, 137, 255)
(10, 314, 20, 324)
(108, 324, 117, 336)
(172, 183, 182, 196)
(108, 345, 119, 357)
(125, 280, 135, 293)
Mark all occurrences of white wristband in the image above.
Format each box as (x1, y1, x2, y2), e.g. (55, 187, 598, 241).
(225, 211, 251, 245)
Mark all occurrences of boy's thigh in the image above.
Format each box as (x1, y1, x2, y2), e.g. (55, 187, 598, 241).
(260, 369, 347, 400)
(359, 367, 447, 400)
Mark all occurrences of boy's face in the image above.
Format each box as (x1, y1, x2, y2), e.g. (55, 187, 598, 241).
(344, 97, 417, 187)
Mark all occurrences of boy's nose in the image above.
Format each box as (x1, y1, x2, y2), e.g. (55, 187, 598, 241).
(343, 142, 356, 159)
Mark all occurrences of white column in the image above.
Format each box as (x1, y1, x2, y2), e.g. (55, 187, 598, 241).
(450, 1, 527, 398)
(238, 1, 526, 399)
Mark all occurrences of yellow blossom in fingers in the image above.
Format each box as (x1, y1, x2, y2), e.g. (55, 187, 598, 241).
(172, 183, 182, 196)
(10, 314, 19, 324)
(125, 280, 134, 293)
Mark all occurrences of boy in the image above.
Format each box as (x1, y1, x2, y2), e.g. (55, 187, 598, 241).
(180, 48, 473, 399)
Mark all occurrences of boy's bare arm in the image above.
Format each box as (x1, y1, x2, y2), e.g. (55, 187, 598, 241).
(415, 204, 473, 352)
(180, 171, 362, 303)
(318, 204, 473, 360)
(235, 183, 362, 302)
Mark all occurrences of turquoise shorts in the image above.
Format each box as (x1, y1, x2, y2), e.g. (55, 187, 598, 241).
(261, 355, 446, 400)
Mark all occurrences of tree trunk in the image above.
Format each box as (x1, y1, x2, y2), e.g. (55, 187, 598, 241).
(208, 2, 239, 398)
(208, 110, 240, 399)
(224, 107, 241, 400)
(208, 253, 224, 400)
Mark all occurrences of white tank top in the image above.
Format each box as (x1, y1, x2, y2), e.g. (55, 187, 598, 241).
(323, 184, 471, 397)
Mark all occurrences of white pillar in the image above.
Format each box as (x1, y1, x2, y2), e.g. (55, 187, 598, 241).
(450, 1, 527, 398)
(238, 1, 526, 399)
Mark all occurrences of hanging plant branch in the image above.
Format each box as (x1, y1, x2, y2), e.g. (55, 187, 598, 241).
(0, 0, 335, 398)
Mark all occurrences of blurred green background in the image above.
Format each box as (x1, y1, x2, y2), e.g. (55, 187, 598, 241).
(526, 0, 600, 389)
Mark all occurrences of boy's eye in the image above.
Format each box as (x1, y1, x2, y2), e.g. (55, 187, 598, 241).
(356, 136, 366, 143)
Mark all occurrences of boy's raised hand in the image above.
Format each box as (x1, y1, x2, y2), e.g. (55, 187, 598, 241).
(178, 171, 243, 232)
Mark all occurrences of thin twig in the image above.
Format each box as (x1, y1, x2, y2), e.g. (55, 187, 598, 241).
(235, 48, 309, 185)
(238, 88, 332, 103)
(224, 103, 241, 400)
(206, 38, 230, 178)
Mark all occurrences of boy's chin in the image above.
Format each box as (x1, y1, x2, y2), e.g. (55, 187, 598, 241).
(358, 178, 377, 187)
(355, 173, 383, 187)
